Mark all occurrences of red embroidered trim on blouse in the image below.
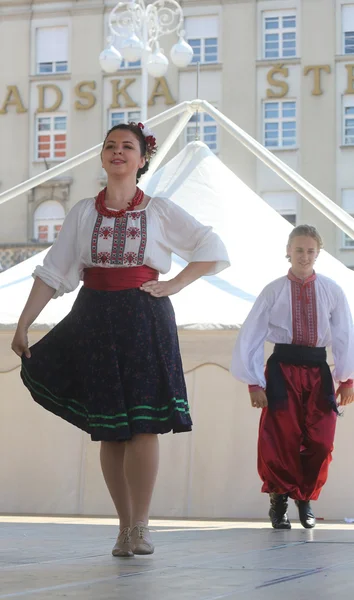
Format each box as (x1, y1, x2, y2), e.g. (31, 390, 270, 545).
(288, 269, 318, 346)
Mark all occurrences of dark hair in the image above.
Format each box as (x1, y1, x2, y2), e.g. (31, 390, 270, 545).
(102, 122, 149, 182)
(286, 224, 323, 260)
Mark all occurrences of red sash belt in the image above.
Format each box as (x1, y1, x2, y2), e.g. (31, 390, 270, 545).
(83, 266, 159, 291)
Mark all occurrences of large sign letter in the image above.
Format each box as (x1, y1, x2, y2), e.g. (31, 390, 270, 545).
(303, 65, 331, 96)
(0, 86, 27, 114)
(37, 85, 63, 112)
(148, 77, 175, 106)
(74, 81, 96, 110)
(345, 64, 354, 94)
(266, 65, 289, 99)
(110, 79, 137, 108)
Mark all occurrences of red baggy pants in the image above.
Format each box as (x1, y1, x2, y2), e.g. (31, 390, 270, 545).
(258, 364, 337, 501)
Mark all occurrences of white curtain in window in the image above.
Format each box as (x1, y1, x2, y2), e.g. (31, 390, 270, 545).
(184, 15, 218, 38)
(36, 27, 69, 63)
(344, 94, 354, 108)
(34, 200, 65, 221)
(342, 5, 354, 32)
(262, 191, 297, 215)
(34, 200, 65, 243)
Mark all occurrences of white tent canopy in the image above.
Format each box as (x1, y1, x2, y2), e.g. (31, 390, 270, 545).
(1, 141, 354, 330)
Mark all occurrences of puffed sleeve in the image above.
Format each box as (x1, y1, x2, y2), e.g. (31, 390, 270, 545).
(330, 285, 354, 382)
(158, 198, 230, 275)
(32, 201, 84, 298)
(231, 289, 272, 388)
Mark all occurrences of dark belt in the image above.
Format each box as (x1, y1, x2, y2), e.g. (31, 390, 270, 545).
(265, 344, 338, 414)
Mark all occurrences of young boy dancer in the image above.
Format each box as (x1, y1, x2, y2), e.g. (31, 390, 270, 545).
(231, 225, 354, 529)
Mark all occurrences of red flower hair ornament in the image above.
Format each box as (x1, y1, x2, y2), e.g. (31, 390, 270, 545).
(137, 122, 158, 160)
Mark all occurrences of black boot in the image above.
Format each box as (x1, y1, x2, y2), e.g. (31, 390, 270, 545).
(269, 493, 291, 529)
(295, 500, 316, 529)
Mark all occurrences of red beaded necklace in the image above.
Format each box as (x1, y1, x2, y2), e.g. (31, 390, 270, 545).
(95, 186, 145, 219)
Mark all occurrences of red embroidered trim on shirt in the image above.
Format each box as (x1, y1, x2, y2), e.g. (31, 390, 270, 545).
(99, 226, 114, 239)
(248, 384, 264, 392)
(91, 214, 103, 263)
(97, 252, 111, 264)
(137, 211, 147, 265)
(123, 251, 138, 265)
(91, 213, 146, 266)
(339, 379, 354, 388)
(126, 227, 141, 240)
(288, 270, 318, 346)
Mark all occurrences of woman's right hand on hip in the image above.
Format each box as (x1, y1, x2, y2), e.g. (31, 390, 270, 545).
(11, 327, 31, 359)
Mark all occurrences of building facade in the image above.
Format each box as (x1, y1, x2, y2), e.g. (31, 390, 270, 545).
(1, 0, 354, 269)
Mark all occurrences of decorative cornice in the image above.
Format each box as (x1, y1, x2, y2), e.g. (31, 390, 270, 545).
(0, 0, 105, 17)
(179, 63, 223, 73)
(37, 176, 73, 189)
(256, 58, 301, 68)
(335, 55, 354, 63)
(30, 74, 72, 82)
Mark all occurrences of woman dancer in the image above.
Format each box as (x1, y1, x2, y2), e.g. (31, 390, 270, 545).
(12, 122, 230, 556)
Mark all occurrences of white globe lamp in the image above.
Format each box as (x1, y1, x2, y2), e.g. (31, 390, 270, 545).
(147, 50, 169, 78)
(121, 34, 144, 63)
(170, 37, 194, 68)
(99, 45, 122, 73)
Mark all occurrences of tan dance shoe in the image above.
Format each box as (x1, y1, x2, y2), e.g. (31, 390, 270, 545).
(131, 523, 155, 555)
(112, 527, 134, 557)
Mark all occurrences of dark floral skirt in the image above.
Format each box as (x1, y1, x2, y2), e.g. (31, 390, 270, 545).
(21, 287, 192, 441)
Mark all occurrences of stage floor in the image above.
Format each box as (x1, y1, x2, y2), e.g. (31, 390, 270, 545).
(0, 517, 354, 599)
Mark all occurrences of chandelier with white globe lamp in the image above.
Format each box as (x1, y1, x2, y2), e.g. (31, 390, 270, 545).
(99, 0, 194, 121)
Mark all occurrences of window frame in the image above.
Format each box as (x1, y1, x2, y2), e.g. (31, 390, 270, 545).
(187, 36, 218, 64)
(37, 61, 68, 75)
(343, 225, 354, 248)
(344, 30, 354, 54)
(184, 14, 219, 65)
(35, 114, 68, 162)
(33, 200, 65, 243)
(119, 58, 142, 70)
(109, 109, 141, 129)
(262, 10, 297, 60)
(342, 3, 354, 54)
(35, 25, 69, 75)
(263, 99, 297, 149)
(343, 96, 354, 145)
(342, 189, 354, 248)
(262, 191, 297, 225)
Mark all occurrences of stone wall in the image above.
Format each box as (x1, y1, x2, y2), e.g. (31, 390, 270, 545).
(0, 244, 50, 272)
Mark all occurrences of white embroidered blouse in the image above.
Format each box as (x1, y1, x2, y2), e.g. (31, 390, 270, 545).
(33, 196, 230, 298)
(231, 271, 354, 387)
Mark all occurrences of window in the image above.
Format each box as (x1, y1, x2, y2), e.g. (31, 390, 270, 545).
(343, 97, 354, 145)
(263, 11, 296, 59)
(185, 16, 219, 64)
(36, 115, 67, 160)
(109, 110, 141, 128)
(186, 113, 218, 152)
(342, 5, 354, 54)
(34, 200, 65, 243)
(263, 192, 297, 225)
(120, 58, 141, 69)
(36, 27, 69, 74)
(342, 190, 354, 247)
(264, 100, 297, 148)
